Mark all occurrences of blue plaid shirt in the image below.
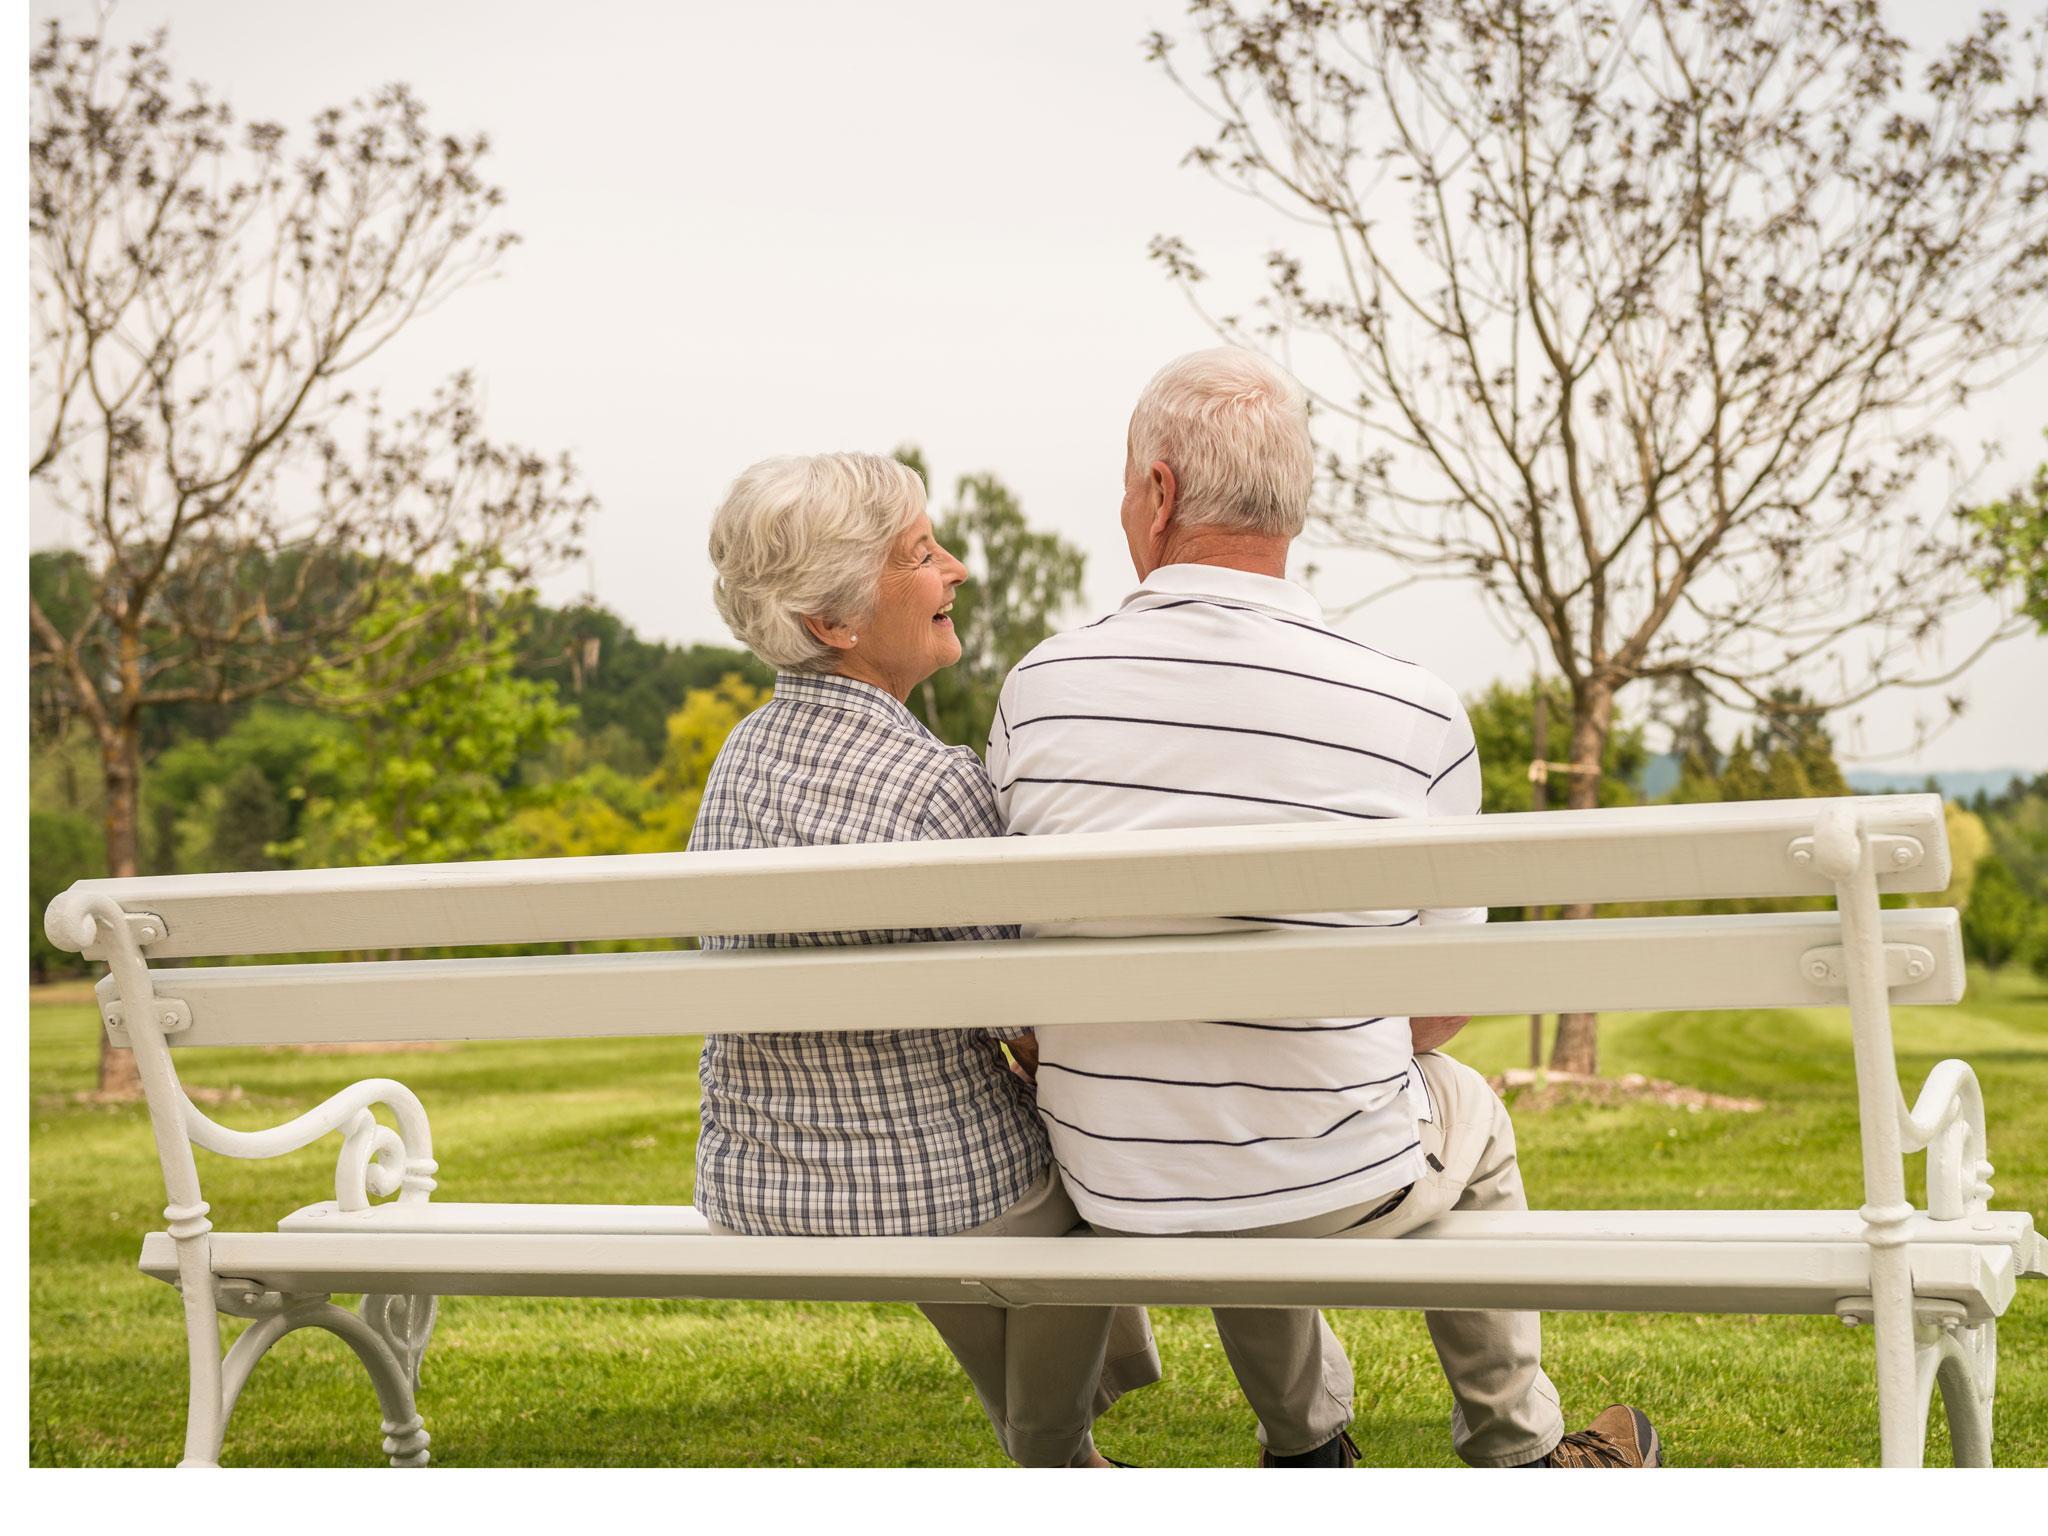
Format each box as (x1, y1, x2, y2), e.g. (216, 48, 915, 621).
(687, 672, 1050, 1236)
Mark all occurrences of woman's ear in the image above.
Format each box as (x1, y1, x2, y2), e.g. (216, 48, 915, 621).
(802, 613, 858, 651)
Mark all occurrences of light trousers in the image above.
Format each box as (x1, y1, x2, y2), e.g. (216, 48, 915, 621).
(709, 1165, 1161, 1467)
(1101, 1050, 1565, 1466)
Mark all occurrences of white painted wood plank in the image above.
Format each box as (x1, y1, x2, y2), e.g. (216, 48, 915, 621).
(138, 1229, 2013, 1320)
(273, 1201, 2037, 1258)
(281, 1201, 715, 1236)
(112, 908, 1963, 1049)
(52, 795, 1950, 960)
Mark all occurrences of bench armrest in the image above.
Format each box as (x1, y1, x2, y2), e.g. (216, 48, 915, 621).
(183, 1077, 436, 1212)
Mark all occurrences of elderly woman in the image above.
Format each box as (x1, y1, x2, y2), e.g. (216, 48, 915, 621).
(690, 451, 1160, 1468)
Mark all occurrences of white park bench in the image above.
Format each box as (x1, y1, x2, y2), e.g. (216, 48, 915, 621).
(44, 793, 2045, 1468)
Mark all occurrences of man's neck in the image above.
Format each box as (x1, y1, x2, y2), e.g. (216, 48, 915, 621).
(1149, 529, 1292, 581)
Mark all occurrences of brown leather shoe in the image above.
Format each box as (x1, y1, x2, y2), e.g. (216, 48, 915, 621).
(1524, 1405, 1661, 1467)
(1261, 1428, 1360, 1467)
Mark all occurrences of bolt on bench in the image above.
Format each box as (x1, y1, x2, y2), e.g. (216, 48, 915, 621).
(45, 794, 2046, 1467)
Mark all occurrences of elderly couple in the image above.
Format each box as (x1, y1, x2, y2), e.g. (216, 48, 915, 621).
(688, 348, 1661, 1469)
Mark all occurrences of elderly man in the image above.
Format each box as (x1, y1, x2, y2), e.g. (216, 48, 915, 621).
(986, 348, 1660, 1469)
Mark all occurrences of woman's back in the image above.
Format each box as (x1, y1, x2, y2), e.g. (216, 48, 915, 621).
(687, 672, 1049, 1237)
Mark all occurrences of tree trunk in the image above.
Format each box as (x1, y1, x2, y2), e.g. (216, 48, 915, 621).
(95, 718, 144, 1098)
(1546, 683, 1613, 1077)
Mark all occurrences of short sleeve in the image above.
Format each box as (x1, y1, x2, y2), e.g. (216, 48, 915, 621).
(914, 750, 1020, 950)
(1420, 693, 1486, 928)
(1425, 694, 1481, 818)
(984, 671, 1018, 826)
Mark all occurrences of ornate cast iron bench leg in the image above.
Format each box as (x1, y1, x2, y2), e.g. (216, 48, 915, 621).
(213, 1286, 435, 1467)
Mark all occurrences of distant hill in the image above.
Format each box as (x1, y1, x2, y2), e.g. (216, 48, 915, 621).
(1842, 768, 2036, 802)
(1632, 754, 2034, 803)
(1630, 757, 2031, 806)
(1639, 753, 1683, 800)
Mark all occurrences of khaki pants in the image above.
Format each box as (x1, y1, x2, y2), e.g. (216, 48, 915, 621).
(1099, 1051, 1565, 1467)
(710, 1167, 1161, 1467)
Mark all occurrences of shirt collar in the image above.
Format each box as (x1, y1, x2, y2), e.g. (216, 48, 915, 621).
(1121, 562, 1327, 624)
(772, 671, 932, 734)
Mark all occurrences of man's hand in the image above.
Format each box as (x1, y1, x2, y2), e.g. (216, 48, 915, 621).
(1410, 1015, 1471, 1054)
(1006, 1031, 1040, 1084)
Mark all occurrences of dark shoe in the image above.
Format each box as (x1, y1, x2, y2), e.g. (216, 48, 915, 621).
(1261, 1429, 1359, 1467)
(1522, 1405, 1661, 1467)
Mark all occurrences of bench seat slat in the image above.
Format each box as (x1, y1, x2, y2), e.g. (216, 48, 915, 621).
(55, 795, 1951, 960)
(273, 1200, 2039, 1257)
(282, 1201, 715, 1236)
(110, 909, 1963, 1049)
(140, 1229, 2019, 1321)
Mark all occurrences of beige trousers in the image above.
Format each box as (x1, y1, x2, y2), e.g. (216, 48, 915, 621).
(709, 1166, 1161, 1467)
(1100, 1050, 1565, 1466)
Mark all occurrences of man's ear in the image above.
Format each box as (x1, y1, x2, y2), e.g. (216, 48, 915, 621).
(1149, 460, 1178, 542)
(801, 613, 857, 652)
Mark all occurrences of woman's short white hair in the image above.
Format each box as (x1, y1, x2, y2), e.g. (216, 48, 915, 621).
(708, 452, 926, 674)
(1127, 347, 1313, 537)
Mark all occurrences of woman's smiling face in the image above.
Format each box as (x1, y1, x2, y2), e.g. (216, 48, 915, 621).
(833, 512, 968, 700)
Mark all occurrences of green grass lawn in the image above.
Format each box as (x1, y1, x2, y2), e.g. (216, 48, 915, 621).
(27, 969, 2048, 1468)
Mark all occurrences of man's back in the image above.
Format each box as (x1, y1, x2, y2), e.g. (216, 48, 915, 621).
(989, 562, 1483, 1234)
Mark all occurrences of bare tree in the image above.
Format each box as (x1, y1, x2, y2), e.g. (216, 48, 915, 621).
(1148, 0, 2048, 1072)
(29, 16, 591, 1091)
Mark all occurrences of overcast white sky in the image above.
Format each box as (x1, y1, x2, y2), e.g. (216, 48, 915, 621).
(27, 0, 2048, 771)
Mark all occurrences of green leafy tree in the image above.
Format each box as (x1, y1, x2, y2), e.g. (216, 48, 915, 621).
(498, 762, 650, 860)
(282, 599, 574, 868)
(142, 705, 357, 873)
(1965, 445, 2048, 633)
(1905, 804, 1995, 920)
(29, 810, 101, 981)
(517, 601, 769, 768)
(1963, 856, 2036, 969)
(635, 676, 769, 852)
(1983, 776, 2048, 907)
(893, 448, 1086, 750)
(1466, 679, 1647, 817)
(1711, 691, 1853, 804)
(29, 721, 104, 823)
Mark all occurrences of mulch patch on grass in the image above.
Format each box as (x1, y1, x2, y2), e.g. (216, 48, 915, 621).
(1488, 1069, 1763, 1113)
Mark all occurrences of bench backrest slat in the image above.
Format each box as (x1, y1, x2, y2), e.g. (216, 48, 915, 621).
(105, 908, 1963, 1049)
(51, 795, 1949, 960)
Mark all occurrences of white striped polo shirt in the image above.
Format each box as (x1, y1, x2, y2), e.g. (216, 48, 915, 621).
(987, 562, 1484, 1233)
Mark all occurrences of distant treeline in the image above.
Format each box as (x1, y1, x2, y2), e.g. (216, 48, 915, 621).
(28, 589, 769, 977)
(26, 581, 2048, 984)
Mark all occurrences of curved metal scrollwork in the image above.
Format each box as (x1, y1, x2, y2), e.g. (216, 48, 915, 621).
(1899, 1059, 1993, 1219)
(1915, 1315, 1995, 1467)
(361, 1292, 438, 1393)
(214, 1285, 432, 1467)
(180, 1077, 438, 1212)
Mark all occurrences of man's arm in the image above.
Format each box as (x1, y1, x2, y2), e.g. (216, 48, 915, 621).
(1419, 691, 1485, 928)
(1412, 690, 1483, 1050)
(1410, 1015, 1471, 1053)
(984, 673, 1017, 825)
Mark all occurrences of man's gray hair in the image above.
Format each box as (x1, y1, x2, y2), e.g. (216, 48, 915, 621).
(1127, 347, 1313, 538)
(708, 451, 926, 673)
